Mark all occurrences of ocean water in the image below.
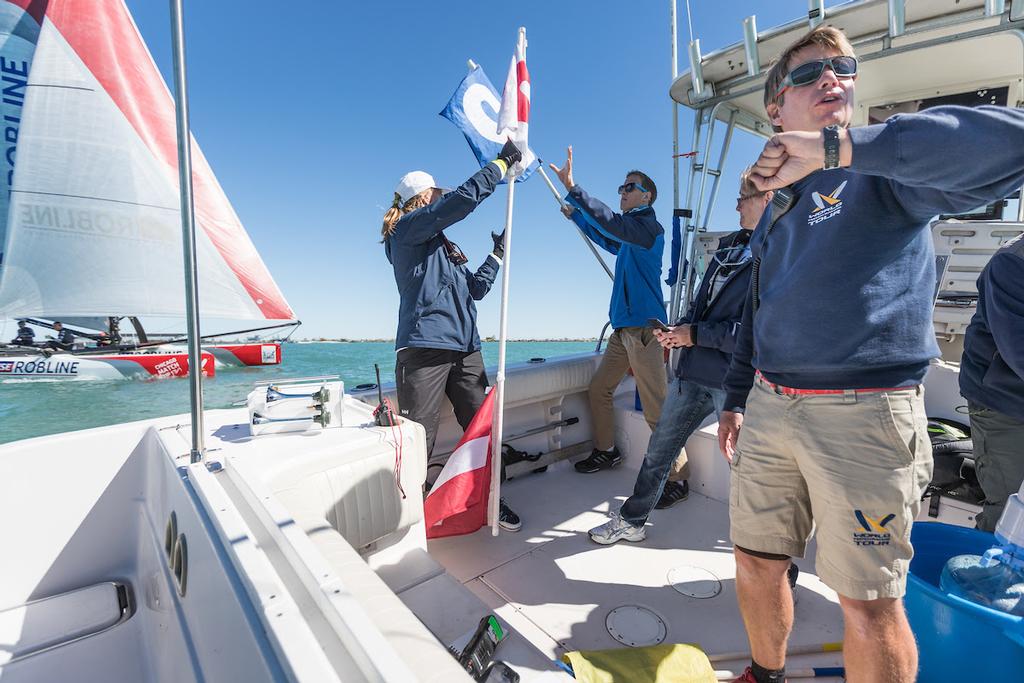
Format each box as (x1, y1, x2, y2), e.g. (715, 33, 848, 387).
(0, 341, 596, 444)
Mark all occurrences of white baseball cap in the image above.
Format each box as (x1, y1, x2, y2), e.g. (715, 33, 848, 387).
(395, 171, 449, 204)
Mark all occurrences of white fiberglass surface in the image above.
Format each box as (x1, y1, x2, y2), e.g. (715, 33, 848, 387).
(427, 399, 847, 680)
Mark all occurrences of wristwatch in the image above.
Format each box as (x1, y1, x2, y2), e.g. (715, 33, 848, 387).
(823, 125, 841, 170)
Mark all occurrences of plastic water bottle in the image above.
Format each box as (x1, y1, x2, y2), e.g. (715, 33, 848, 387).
(940, 549, 1024, 616)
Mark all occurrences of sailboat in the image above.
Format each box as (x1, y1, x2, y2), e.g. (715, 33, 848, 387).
(2, 1, 1023, 682)
(0, 0, 296, 379)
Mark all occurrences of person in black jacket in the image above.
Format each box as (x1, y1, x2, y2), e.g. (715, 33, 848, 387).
(588, 169, 772, 545)
(959, 233, 1024, 532)
(383, 140, 523, 531)
(10, 320, 35, 346)
(45, 321, 74, 351)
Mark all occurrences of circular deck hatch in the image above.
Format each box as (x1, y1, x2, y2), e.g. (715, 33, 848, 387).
(667, 565, 722, 598)
(605, 605, 667, 647)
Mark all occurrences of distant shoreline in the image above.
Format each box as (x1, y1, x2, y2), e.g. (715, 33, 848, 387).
(289, 338, 598, 343)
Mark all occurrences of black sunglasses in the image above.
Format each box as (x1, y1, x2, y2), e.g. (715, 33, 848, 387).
(775, 56, 857, 99)
(617, 181, 649, 195)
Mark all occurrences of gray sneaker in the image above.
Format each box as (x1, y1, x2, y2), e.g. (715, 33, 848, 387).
(588, 513, 646, 545)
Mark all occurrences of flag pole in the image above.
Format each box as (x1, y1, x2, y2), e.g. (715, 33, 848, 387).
(490, 165, 516, 535)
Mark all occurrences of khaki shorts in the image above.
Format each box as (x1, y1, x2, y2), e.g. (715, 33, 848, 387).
(729, 378, 933, 600)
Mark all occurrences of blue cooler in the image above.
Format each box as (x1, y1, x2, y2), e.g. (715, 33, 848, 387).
(906, 522, 1024, 681)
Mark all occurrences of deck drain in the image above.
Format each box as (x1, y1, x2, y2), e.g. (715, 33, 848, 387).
(605, 605, 667, 647)
(667, 565, 722, 598)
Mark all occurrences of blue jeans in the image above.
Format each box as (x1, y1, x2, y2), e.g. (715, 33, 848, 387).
(619, 378, 726, 526)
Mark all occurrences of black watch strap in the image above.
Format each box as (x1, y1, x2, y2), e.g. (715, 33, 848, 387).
(823, 125, 841, 170)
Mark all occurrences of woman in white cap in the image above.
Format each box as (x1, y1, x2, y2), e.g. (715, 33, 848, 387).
(382, 140, 523, 531)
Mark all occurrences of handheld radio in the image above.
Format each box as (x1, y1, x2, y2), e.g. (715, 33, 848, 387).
(372, 363, 397, 427)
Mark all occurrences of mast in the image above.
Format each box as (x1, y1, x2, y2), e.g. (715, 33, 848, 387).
(169, 0, 205, 463)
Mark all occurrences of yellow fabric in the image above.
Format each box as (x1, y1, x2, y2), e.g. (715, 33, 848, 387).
(563, 643, 716, 683)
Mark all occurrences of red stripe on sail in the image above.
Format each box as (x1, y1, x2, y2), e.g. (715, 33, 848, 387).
(7, 0, 47, 25)
(36, 0, 294, 320)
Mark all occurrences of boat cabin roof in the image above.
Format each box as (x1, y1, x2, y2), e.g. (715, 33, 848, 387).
(670, 0, 1024, 136)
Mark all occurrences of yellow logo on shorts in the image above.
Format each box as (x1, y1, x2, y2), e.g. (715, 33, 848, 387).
(853, 510, 895, 546)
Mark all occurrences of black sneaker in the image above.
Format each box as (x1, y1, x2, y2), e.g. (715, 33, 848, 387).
(498, 498, 521, 532)
(574, 448, 622, 473)
(655, 480, 689, 509)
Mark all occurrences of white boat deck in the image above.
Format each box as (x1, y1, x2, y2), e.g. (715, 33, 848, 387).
(428, 400, 847, 680)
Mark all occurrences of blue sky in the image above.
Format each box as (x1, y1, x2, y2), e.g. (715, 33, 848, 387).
(124, 1, 806, 339)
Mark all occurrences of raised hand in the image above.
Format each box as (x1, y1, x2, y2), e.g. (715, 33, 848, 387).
(548, 145, 575, 191)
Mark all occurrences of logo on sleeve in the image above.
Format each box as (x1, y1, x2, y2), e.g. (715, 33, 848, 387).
(808, 180, 847, 226)
(853, 510, 895, 546)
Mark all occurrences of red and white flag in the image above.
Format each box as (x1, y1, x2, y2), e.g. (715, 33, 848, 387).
(496, 27, 536, 176)
(424, 390, 496, 538)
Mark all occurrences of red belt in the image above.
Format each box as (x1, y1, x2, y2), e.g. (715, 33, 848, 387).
(756, 371, 916, 396)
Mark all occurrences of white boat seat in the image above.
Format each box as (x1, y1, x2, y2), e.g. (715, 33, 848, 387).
(272, 442, 424, 551)
(0, 583, 131, 665)
(298, 520, 473, 683)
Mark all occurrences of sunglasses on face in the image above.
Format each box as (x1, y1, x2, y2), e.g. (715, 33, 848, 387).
(617, 181, 649, 196)
(775, 55, 857, 99)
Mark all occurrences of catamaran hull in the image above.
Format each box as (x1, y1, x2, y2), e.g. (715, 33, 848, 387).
(0, 351, 215, 380)
(152, 342, 282, 368)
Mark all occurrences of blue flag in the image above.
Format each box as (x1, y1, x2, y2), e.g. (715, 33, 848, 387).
(440, 66, 538, 182)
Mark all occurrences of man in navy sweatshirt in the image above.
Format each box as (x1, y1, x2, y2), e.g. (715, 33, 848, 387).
(959, 233, 1024, 532)
(715, 26, 1024, 683)
(549, 148, 667, 474)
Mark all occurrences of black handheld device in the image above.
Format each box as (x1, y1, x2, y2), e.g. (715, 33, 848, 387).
(647, 318, 670, 332)
(372, 364, 397, 427)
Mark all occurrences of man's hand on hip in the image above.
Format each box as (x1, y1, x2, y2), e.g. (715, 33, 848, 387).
(718, 410, 743, 464)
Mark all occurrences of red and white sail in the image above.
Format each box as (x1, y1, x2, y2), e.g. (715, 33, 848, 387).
(0, 0, 294, 322)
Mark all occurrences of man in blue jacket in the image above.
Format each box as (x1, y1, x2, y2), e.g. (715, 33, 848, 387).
(549, 148, 667, 473)
(588, 170, 772, 544)
(959, 233, 1024, 532)
(715, 26, 1024, 683)
(10, 320, 35, 346)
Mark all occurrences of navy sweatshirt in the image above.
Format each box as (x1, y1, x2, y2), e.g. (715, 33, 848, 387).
(386, 162, 503, 352)
(724, 106, 1024, 412)
(565, 187, 666, 329)
(960, 234, 1024, 421)
(674, 230, 754, 389)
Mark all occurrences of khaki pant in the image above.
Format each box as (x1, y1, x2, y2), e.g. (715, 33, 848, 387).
(729, 378, 933, 600)
(589, 326, 667, 452)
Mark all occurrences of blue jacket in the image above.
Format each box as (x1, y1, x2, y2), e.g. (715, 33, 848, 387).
(960, 234, 1024, 421)
(674, 230, 753, 389)
(724, 106, 1024, 412)
(565, 186, 665, 329)
(386, 162, 503, 352)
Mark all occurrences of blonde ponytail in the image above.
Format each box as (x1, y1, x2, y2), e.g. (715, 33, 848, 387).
(381, 190, 431, 241)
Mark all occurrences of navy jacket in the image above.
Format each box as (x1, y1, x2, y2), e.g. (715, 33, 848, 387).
(675, 230, 753, 389)
(386, 162, 503, 352)
(960, 234, 1024, 421)
(565, 187, 666, 328)
(724, 106, 1024, 412)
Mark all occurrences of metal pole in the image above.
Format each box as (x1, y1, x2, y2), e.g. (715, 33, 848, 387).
(700, 108, 739, 231)
(169, 0, 205, 463)
(490, 170, 515, 536)
(671, 0, 680, 214)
